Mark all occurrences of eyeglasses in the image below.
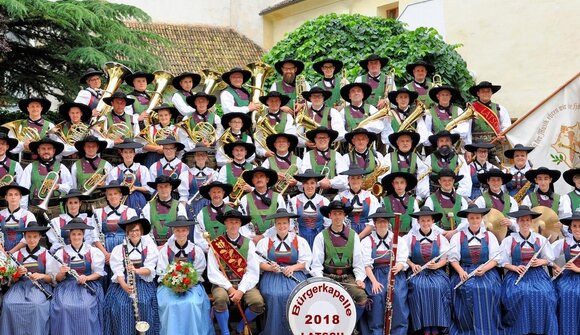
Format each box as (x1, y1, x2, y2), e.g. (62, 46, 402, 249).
(321, 65, 335, 69)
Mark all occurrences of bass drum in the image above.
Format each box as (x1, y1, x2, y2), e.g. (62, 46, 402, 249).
(286, 277, 356, 335)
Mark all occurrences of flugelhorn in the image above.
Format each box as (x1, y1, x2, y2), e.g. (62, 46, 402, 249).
(273, 165, 298, 196)
(38, 171, 59, 211)
(144, 70, 174, 126)
(93, 62, 133, 121)
(82, 167, 108, 196)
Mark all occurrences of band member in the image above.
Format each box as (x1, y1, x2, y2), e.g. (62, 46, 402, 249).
(499, 206, 557, 335)
(125, 71, 154, 119)
(504, 143, 534, 199)
(0, 183, 36, 253)
(310, 201, 368, 322)
(425, 85, 469, 143)
(465, 142, 497, 199)
(403, 60, 436, 108)
(46, 189, 93, 252)
(50, 219, 106, 335)
(256, 208, 312, 335)
(178, 144, 217, 216)
(238, 167, 285, 241)
(424, 130, 472, 198)
(0, 222, 57, 334)
(404, 207, 452, 334)
(522, 167, 572, 218)
(9, 97, 55, 155)
(170, 71, 202, 116)
(384, 130, 430, 199)
(448, 204, 503, 335)
(93, 181, 138, 262)
(301, 127, 348, 192)
(143, 175, 187, 245)
(563, 168, 580, 212)
(262, 133, 300, 188)
(20, 137, 73, 210)
(299, 86, 346, 147)
(220, 67, 258, 115)
(106, 139, 152, 217)
(217, 140, 255, 188)
(381, 88, 429, 146)
(312, 58, 346, 109)
(207, 209, 265, 335)
(354, 54, 390, 108)
(289, 169, 330, 247)
(50, 101, 93, 157)
(156, 216, 213, 335)
(340, 82, 382, 133)
(551, 211, 580, 335)
(103, 217, 160, 335)
(75, 67, 104, 113)
(335, 164, 379, 239)
(137, 103, 183, 167)
(342, 128, 384, 170)
(424, 168, 469, 238)
(0, 132, 23, 183)
(149, 136, 189, 181)
(194, 181, 234, 250)
(255, 91, 296, 157)
(101, 91, 140, 145)
(468, 81, 511, 143)
(380, 172, 419, 234)
(474, 168, 519, 230)
(216, 112, 255, 167)
(71, 135, 112, 192)
(360, 208, 410, 335)
(269, 58, 310, 113)
(184, 91, 222, 146)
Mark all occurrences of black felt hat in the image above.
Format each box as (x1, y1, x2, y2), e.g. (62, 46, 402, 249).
(477, 168, 513, 185)
(358, 54, 389, 70)
(368, 207, 395, 220)
(186, 92, 217, 109)
(29, 137, 65, 156)
(172, 72, 202, 90)
(97, 180, 130, 196)
(259, 91, 291, 106)
(265, 208, 300, 221)
(157, 136, 185, 151)
(302, 86, 332, 102)
(464, 142, 495, 153)
(0, 132, 18, 152)
(103, 91, 135, 106)
(18, 97, 51, 114)
(216, 209, 251, 226)
(58, 102, 92, 123)
(118, 217, 151, 235)
(508, 205, 541, 219)
(561, 211, 580, 226)
(79, 68, 104, 85)
(525, 167, 561, 183)
(74, 135, 107, 156)
(387, 88, 419, 104)
(62, 217, 94, 231)
(274, 58, 305, 75)
(0, 182, 30, 197)
(58, 189, 89, 203)
(113, 138, 144, 150)
(345, 128, 376, 146)
(429, 167, 464, 184)
(265, 133, 298, 153)
(17, 221, 50, 234)
(388, 130, 421, 149)
(305, 126, 339, 143)
(147, 175, 181, 190)
(220, 112, 252, 132)
(428, 130, 460, 146)
(293, 169, 325, 183)
(339, 163, 370, 176)
(340, 82, 372, 103)
(320, 200, 353, 218)
(563, 168, 580, 187)
(124, 71, 155, 86)
(428, 85, 460, 104)
(405, 60, 435, 76)
(410, 206, 443, 221)
(457, 204, 490, 218)
(469, 81, 501, 96)
(504, 144, 535, 159)
(221, 67, 252, 86)
(223, 140, 255, 159)
(190, 143, 216, 154)
(312, 58, 344, 75)
(165, 215, 196, 228)
(242, 166, 278, 188)
(381, 172, 418, 195)
(151, 103, 180, 121)
(199, 181, 233, 200)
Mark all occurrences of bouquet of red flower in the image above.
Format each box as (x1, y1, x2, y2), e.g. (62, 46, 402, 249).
(0, 258, 19, 285)
(161, 261, 199, 293)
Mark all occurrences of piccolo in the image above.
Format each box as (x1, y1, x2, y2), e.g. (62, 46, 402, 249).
(454, 251, 501, 289)
(552, 252, 580, 281)
(48, 250, 97, 295)
(255, 250, 301, 283)
(6, 252, 52, 299)
(407, 245, 456, 281)
(515, 235, 551, 285)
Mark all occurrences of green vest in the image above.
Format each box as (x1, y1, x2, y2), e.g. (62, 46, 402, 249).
(224, 87, 250, 107)
(31, 161, 62, 200)
(309, 150, 337, 179)
(569, 191, 580, 212)
(225, 162, 253, 185)
(382, 195, 416, 233)
(473, 102, 499, 133)
(430, 105, 459, 133)
(149, 199, 179, 240)
(429, 192, 463, 230)
(361, 73, 386, 107)
(188, 113, 216, 128)
(430, 153, 458, 174)
(267, 155, 297, 173)
(201, 205, 232, 240)
(404, 79, 434, 108)
(322, 228, 355, 267)
(314, 76, 343, 107)
(106, 112, 133, 137)
(530, 192, 560, 212)
(274, 80, 297, 107)
(390, 151, 417, 174)
(246, 191, 279, 234)
(74, 158, 107, 192)
(482, 191, 512, 215)
(348, 150, 376, 172)
(345, 104, 371, 132)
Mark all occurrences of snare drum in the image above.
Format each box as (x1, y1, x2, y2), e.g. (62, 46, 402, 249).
(286, 277, 356, 335)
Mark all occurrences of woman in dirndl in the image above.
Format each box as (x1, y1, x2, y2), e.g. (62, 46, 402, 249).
(50, 218, 106, 335)
(360, 207, 409, 335)
(156, 216, 214, 335)
(103, 216, 160, 335)
(177, 144, 216, 216)
(499, 205, 558, 334)
(551, 211, 580, 335)
(288, 169, 330, 248)
(256, 208, 312, 335)
(448, 204, 503, 335)
(0, 221, 57, 334)
(403, 206, 452, 335)
(0, 183, 37, 254)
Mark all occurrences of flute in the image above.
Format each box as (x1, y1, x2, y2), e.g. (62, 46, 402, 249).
(6, 252, 52, 299)
(384, 213, 401, 335)
(515, 235, 551, 285)
(48, 250, 97, 295)
(407, 245, 456, 281)
(255, 250, 301, 284)
(552, 252, 580, 281)
(454, 251, 501, 289)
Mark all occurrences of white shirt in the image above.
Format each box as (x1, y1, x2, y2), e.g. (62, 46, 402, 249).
(333, 189, 379, 228)
(149, 157, 189, 181)
(301, 148, 349, 191)
(254, 110, 297, 157)
(177, 166, 217, 203)
(171, 92, 196, 117)
(255, 232, 313, 273)
(499, 231, 554, 267)
(288, 193, 331, 229)
(107, 162, 154, 194)
(381, 108, 430, 146)
(448, 226, 501, 263)
(296, 105, 346, 147)
(220, 89, 250, 115)
(423, 192, 469, 231)
(402, 228, 451, 263)
(109, 237, 159, 283)
(238, 191, 286, 238)
(47, 213, 95, 252)
(53, 243, 106, 277)
(156, 240, 206, 282)
(215, 133, 256, 167)
(423, 106, 469, 145)
(20, 161, 73, 209)
(521, 192, 572, 219)
(361, 230, 409, 270)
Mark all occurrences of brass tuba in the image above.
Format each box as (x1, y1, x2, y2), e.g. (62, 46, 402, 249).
(361, 164, 391, 196)
(1, 120, 40, 143)
(247, 62, 274, 128)
(399, 99, 426, 131)
(144, 70, 174, 126)
(445, 102, 476, 132)
(201, 69, 227, 95)
(94, 62, 133, 121)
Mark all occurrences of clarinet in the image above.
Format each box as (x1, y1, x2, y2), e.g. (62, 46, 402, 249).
(384, 213, 401, 335)
(407, 245, 456, 281)
(255, 250, 301, 283)
(515, 235, 551, 285)
(91, 205, 106, 245)
(122, 238, 150, 334)
(48, 250, 97, 295)
(44, 212, 66, 248)
(6, 252, 52, 299)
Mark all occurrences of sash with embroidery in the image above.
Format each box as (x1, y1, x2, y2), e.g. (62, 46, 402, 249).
(471, 101, 501, 135)
(210, 235, 247, 278)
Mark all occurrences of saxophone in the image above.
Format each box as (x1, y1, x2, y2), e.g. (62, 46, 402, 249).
(361, 163, 390, 196)
(123, 238, 150, 334)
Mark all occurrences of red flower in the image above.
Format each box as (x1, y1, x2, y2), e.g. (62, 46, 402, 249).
(0, 266, 6, 273)
(183, 277, 191, 285)
(183, 268, 189, 274)
(171, 271, 178, 277)
(175, 263, 182, 271)
(12, 272, 21, 280)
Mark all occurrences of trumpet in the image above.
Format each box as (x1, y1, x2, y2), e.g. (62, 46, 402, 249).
(93, 62, 133, 121)
(82, 167, 108, 196)
(273, 165, 298, 196)
(38, 171, 59, 211)
(361, 164, 390, 196)
(143, 70, 174, 127)
(399, 99, 426, 131)
(123, 238, 150, 334)
(229, 171, 248, 208)
(0, 174, 14, 188)
(1, 120, 40, 144)
(120, 172, 136, 205)
(48, 121, 90, 146)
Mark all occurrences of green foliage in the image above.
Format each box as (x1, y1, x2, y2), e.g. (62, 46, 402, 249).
(263, 13, 474, 102)
(0, 108, 64, 125)
(0, 0, 165, 106)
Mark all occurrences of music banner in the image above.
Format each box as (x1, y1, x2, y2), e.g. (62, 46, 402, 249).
(504, 73, 580, 193)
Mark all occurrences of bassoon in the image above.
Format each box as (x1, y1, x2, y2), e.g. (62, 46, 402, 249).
(384, 213, 401, 335)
